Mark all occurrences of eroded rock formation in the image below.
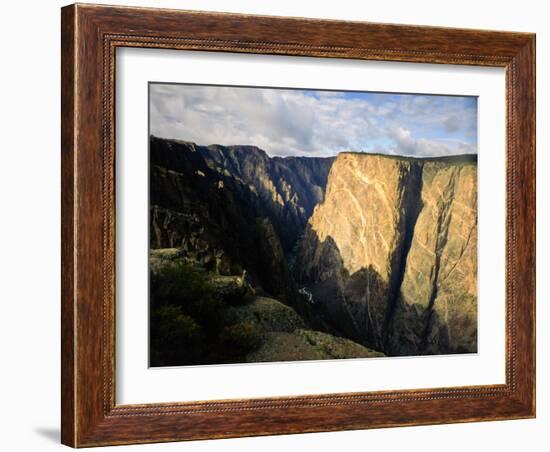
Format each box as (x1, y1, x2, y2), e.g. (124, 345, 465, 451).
(295, 152, 477, 355)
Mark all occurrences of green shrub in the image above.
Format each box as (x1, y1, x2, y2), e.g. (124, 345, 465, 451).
(150, 260, 263, 365)
(150, 305, 202, 366)
(151, 261, 225, 330)
(219, 321, 263, 355)
(222, 286, 254, 306)
(151, 261, 214, 305)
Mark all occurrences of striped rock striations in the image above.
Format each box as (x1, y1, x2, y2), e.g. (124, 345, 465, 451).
(295, 152, 477, 355)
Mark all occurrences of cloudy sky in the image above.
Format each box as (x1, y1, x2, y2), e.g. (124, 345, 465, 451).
(150, 83, 477, 158)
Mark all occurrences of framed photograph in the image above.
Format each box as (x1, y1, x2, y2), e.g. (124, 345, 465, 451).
(61, 3, 535, 447)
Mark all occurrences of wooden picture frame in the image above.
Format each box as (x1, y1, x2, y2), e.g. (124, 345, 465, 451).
(61, 3, 536, 447)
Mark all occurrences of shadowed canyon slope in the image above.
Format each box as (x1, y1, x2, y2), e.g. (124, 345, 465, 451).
(296, 152, 478, 355)
(149, 136, 334, 306)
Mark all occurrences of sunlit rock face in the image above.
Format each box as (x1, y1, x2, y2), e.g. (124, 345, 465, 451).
(296, 152, 477, 355)
(389, 161, 478, 355)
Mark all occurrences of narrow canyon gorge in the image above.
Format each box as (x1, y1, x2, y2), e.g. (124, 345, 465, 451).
(150, 135, 477, 362)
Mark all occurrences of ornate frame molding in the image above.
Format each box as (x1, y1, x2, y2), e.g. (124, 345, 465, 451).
(61, 4, 535, 447)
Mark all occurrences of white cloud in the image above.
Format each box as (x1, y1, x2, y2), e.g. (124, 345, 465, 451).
(149, 84, 477, 158)
(375, 126, 476, 157)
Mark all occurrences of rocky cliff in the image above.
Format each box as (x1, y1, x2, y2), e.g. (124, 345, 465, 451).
(150, 135, 477, 358)
(197, 143, 334, 252)
(295, 152, 477, 355)
(149, 248, 383, 366)
(149, 136, 334, 306)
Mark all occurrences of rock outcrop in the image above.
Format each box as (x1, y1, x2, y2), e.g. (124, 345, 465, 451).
(227, 297, 384, 363)
(149, 247, 383, 365)
(296, 152, 477, 355)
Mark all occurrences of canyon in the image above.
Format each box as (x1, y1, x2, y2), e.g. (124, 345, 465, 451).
(150, 135, 477, 362)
